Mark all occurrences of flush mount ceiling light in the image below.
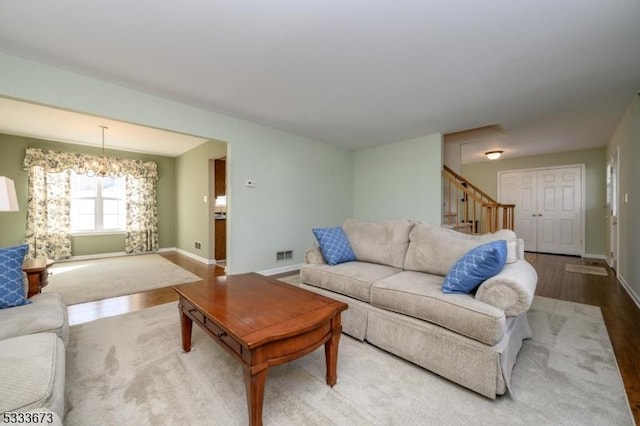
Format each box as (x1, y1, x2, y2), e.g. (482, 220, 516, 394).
(485, 150, 504, 160)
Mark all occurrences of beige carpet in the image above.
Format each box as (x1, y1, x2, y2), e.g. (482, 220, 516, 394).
(565, 264, 609, 276)
(63, 295, 633, 425)
(44, 254, 201, 305)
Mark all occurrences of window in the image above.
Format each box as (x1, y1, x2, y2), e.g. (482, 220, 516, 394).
(70, 172, 126, 233)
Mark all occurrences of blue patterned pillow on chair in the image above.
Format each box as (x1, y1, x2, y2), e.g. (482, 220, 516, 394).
(312, 226, 356, 266)
(442, 240, 507, 294)
(0, 244, 30, 309)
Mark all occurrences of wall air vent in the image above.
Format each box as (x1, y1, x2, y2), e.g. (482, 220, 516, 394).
(276, 250, 293, 261)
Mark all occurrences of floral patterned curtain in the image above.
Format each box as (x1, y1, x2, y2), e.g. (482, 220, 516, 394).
(125, 175, 159, 254)
(23, 148, 159, 258)
(23, 148, 158, 179)
(24, 167, 72, 260)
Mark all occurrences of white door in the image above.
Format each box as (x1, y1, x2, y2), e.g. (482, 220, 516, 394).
(536, 167, 582, 254)
(499, 166, 583, 255)
(499, 171, 538, 250)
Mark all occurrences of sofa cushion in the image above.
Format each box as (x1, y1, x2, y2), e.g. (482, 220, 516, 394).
(0, 333, 66, 417)
(370, 271, 507, 345)
(300, 261, 400, 302)
(405, 224, 519, 276)
(0, 292, 69, 345)
(0, 244, 30, 309)
(442, 240, 508, 294)
(342, 219, 414, 269)
(404, 223, 479, 276)
(300, 282, 370, 341)
(312, 226, 356, 265)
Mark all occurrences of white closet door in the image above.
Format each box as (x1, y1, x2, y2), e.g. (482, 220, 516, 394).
(499, 166, 583, 255)
(499, 171, 537, 251)
(536, 167, 582, 255)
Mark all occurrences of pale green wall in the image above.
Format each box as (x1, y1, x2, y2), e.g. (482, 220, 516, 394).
(175, 140, 227, 260)
(225, 130, 354, 270)
(461, 147, 607, 256)
(0, 133, 176, 255)
(607, 95, 640, 304)
(354, 133, 443, 223)
(174, 124, 355, 268)
(0, 52, 354, 273)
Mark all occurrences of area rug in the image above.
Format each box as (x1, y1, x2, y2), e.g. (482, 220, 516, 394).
(565, 264, 609, 276)
(63, 296, 633, 425)
(44, 254, 201, 305)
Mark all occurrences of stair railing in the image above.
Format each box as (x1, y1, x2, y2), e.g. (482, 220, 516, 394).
(442, 165, 515, 234)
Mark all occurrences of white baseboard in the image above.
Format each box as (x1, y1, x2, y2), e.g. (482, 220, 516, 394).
(617, 273, 640, 311)
(62, 247, 177, 263)
(174, 248, 216, 265)
(583, 253, 607, 260)
(259, 263, 303, 276)
(61, 251, 128, 262)
(63, 247, 295, 274)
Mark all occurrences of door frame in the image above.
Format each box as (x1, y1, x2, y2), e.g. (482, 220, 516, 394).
(608, 146, 620, 270)
(497, 164, 586, 256)
(209, 153, 228, 266)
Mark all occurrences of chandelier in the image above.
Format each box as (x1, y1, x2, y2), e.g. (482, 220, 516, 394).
(87, 125, 122, 178)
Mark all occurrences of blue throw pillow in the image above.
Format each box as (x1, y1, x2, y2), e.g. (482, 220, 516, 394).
(0, 244, 30, 309)
(312, 226, 356, 266)
(442, 240, 507, 294)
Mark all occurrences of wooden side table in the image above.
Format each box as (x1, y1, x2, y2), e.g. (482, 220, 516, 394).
(23, 257, 54, 298)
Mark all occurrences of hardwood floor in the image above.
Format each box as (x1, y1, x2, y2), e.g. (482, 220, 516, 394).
(67, 251, 640, 422)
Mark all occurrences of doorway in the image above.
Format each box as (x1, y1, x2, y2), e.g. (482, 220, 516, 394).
(607, 148, 619, 270)
(211, 157, 227, 267)
(498, 165, 584, 255)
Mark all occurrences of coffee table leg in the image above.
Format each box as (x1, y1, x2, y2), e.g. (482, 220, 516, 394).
(324, 314, 342, 387)
(243, 364, 268, 426)
(180, 308, 193, 353)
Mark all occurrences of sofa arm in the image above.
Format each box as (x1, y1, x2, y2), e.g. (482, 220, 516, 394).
(305, 246, 327, 265)
(516, 238, 525, 261)
(475, 260, 538, 317)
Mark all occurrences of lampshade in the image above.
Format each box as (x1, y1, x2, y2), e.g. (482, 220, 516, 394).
(485, 150, 503, 160)
(0, 177, 19, 212)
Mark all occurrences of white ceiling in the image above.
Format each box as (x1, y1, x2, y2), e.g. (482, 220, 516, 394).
(0, 1, 638, 162)
(0, 98, 209, 157)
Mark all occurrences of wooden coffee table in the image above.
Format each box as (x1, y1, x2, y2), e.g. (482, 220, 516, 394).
(174, 273, 348, 426)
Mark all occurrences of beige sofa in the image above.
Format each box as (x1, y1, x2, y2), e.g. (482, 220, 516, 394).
(0, 282, 68, 425)
(301, 219, 538, 399)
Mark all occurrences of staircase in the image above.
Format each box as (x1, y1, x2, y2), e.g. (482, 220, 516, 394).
(442, 165, 515, 234)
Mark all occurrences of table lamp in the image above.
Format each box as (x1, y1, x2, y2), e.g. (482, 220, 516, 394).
(0, 177, 19, 212)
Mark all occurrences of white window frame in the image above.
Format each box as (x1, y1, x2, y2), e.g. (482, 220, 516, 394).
(70, 172, 126, 235)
